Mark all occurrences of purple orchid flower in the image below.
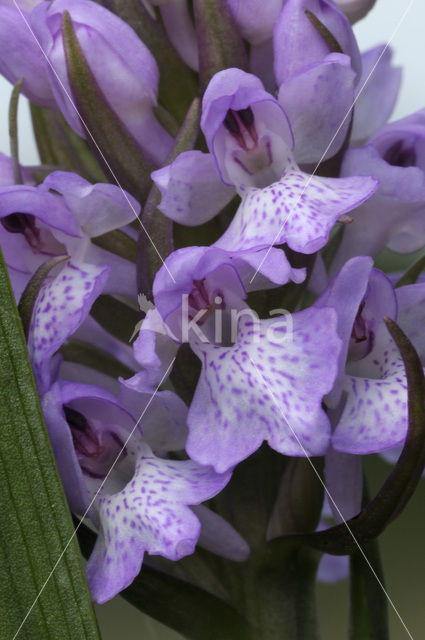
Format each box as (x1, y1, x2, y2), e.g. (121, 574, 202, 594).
(151, 244, 305, 344)
(29, 0, 173, 165)
(26, 248, 247, 602)
(0, 170, 138, 299)
(186, 303, 341, 473)
(152, 69, 378, 256)
(315, 256, 419, 455)
(126, 243, 340, 474)
(41, 379, 238, 603)
(332, 110, 425, 273)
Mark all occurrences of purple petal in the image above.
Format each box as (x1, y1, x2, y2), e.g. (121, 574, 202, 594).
(315, 256, 374, 405)
(273, 0, 361, 86)
(152, 151, 235, 226)
(215, 159, 377, 254)
(86, 443, 231, 603)
(332, 144, 425, 271)
(192, 504, 250, 561)
(0, 184, 81, 236)
(0, 6, 56, 108)
(397, 283, 425, 362)
(118, 387, 188, 454)
(318, 553, 349, 583)
(227, 0, 284, 45)
(41, 382, 91, 516)
(28, 261, 109, 394)
(43, 172, 140, 236)
(278, 53, 356, 164)
(201, 68, 293, 183)
(122, 309, 179, 393)
(186, 307, 341, 472)
(159, 0, 198, 70)
(351, 45, 402, 144)
(324, 448, 363, 522)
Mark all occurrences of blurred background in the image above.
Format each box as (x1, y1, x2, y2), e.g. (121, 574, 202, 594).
(0, 1, 424, 637)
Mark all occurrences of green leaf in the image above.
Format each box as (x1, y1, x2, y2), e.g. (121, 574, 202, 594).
(193, 0, 248, 91)
(30, 104, 106, 183)
(395, 252, 425, 287)
(284, 318, 425, 555)
(0, 247, 101, 640)
(62, 12, 154, 202)
(9, 79, 24, 184)
(18, 255, 69, 339)
(107, 0, 197, 123)
(76, 519, 256, 640)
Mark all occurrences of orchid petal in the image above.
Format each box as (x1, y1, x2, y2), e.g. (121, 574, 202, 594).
(351, 45, 402, 144)
(152, 151, 235, 226)
(278, 53, 356, 164)
(215, 159, 377, 254)
(186, 307, 341, 472)
(192, 504, 250, 561)
(43, 172, 140, 236)
(28, 261, 109, 394)
(86, 443, 231, 603)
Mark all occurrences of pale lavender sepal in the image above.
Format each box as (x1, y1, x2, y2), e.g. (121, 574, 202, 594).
(324, 448, 363, 523)
(43, 172, 139, 236)
(351, 45, 402, 144)
(332, 144, 425, 273)
(315, 256, 374, 406)
(86, 443, 231, 603)
(41, 382, 91, 516)
(118, 387, 188, 455)
(186, 307, 341, 473)
(318, 553, 349, 583)
(0, 6, 56, 108)
(0, 184, 81, 236)
(278, 53, 356, 165)
(122, 309, 179, 393)
(227, 0, 284, 45)
(28, 261, 109, 394)
(192, 504, 250, 562)
(151, 151, 235, 226)
(159, 0, 199, 70)
(215, 159, 378, 254)
(397, 283, 425, 362)
(273, 0, 361, 86)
